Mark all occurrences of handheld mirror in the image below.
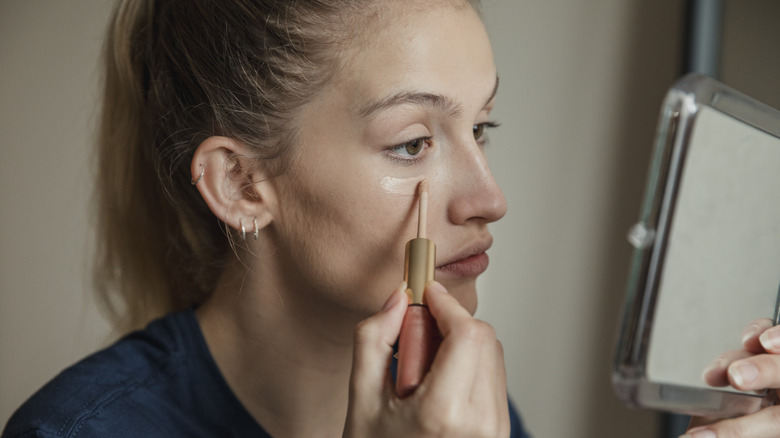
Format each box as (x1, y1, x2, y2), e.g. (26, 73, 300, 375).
(613, 74, 780, 418)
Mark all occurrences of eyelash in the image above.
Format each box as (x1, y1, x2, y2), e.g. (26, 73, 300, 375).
(388, 121, 500, 164)
(475, 121, 500, 145)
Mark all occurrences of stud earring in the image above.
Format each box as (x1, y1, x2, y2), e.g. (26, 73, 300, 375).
(191, 166, 204, 185)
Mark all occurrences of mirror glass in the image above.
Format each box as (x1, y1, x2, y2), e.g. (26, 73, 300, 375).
(647, 105, 780, 391)
(613, 75, 780, 417)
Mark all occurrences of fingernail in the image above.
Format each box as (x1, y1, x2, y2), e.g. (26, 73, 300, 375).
(760, 330, 780, 350)
(425, 281, 447, 294)
(680, 428, 716, 438)
(729, 362, 759, 387)
(742, 323, 763, 344)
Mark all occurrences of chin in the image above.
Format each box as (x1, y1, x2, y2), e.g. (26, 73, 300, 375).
(442, 280, 478, 315)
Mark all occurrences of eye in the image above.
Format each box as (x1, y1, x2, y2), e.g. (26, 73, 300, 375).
(403, 138, 425, 156)
(473, 121, 500, 143)
(390, 136, 431, 159)
(473, 123, 485, 140)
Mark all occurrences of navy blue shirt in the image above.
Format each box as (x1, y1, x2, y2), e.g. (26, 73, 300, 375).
(3, 309, 530, 437)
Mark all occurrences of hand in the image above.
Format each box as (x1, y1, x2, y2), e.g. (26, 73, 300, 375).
(685, 318, 780, 437)
(343, 281, 510, 438)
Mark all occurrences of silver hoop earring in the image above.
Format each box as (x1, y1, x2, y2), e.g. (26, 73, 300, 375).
(253, 217, 259, 240)
(239, 218, 246, 241)
(191, 166, 204, 185)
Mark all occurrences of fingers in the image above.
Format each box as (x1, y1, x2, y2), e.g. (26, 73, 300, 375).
(350, 280, 508, 437)
(424, 281, 495, 400)
(466, 338, 509, 437)
(424, 281, 474, 333)
(349, 282, 408, 403)
(683, 404, 780, 438)
(759, 325, 780, 354)
(684, 320, 780, 438)
(742, 318, 774, 353)
(725, 324, 780, 392)
(422, 281, 508, 436)
(702, 350, 753, 387)
(726, 324, 780, 391)
(702, 320, 776, 387)
(728, 355, 780, 392)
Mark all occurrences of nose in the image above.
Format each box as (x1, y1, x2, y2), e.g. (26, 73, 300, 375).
(446, 139, 507, 226)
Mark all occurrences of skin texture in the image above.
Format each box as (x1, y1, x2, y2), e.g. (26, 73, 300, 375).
(192, 2, 509, 437)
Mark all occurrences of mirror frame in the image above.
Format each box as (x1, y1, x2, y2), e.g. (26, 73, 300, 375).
(612, 74, 780, 418)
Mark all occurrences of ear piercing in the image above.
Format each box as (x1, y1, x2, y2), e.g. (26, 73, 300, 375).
(238, 217, 260, 241)
(191, 165, 204, 185)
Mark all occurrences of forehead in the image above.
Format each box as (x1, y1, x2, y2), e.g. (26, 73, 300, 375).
(333, 2, 496, 114)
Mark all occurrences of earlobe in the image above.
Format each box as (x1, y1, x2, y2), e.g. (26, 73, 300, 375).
(190, 136, 276, 235)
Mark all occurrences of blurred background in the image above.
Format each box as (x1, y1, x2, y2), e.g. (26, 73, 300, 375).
(1, 1, 778, 436)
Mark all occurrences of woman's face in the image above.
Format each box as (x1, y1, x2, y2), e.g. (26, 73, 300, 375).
(266, 2, 506, 317)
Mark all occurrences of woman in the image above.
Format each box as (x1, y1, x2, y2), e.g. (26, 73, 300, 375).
(4, 0, 523, 436)
(4, 1, 779, 437)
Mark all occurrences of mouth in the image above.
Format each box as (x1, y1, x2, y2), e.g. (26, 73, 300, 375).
(436, 236, 493, 278)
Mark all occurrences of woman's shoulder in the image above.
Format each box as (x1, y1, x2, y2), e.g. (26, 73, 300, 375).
(2, 310, 205, 438)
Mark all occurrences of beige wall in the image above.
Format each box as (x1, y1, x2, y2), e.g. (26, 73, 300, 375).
(1, 0, 115, 427)
(478, 1, 678, 435)
(3, 1, 772, 437)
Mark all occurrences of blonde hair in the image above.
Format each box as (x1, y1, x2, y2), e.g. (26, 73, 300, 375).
(94, 0, 480, 333)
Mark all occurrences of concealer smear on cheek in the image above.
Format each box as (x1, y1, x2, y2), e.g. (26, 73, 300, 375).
(380, 175, 425, 195)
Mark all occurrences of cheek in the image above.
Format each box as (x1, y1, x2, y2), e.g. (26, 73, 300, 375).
(379, 175, 425, 195)
(274, 168, 420, 310)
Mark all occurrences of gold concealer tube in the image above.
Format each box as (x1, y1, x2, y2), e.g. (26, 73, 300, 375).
(403, 238, 435, 304)
(396, 180, 441, 398)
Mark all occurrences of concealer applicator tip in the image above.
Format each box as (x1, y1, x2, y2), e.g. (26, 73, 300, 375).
(418, 178, 429, 195)
(416, 179, 429, 239)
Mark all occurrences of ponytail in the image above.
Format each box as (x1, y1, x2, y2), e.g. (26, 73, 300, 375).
(94, 0, 216, 332)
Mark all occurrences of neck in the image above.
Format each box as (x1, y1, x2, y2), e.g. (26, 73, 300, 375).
(197, 260, 361, 438)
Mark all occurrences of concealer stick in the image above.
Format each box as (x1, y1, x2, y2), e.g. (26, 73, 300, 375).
(396, 179, 441, 398)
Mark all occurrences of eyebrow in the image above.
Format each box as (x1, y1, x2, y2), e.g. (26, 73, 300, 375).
(357, 75, 500, 119)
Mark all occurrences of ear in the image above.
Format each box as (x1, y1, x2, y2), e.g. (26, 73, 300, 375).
(190, 136, 276, 237)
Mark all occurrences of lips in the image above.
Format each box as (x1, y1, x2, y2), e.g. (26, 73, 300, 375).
(435, 237, 493, 278)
